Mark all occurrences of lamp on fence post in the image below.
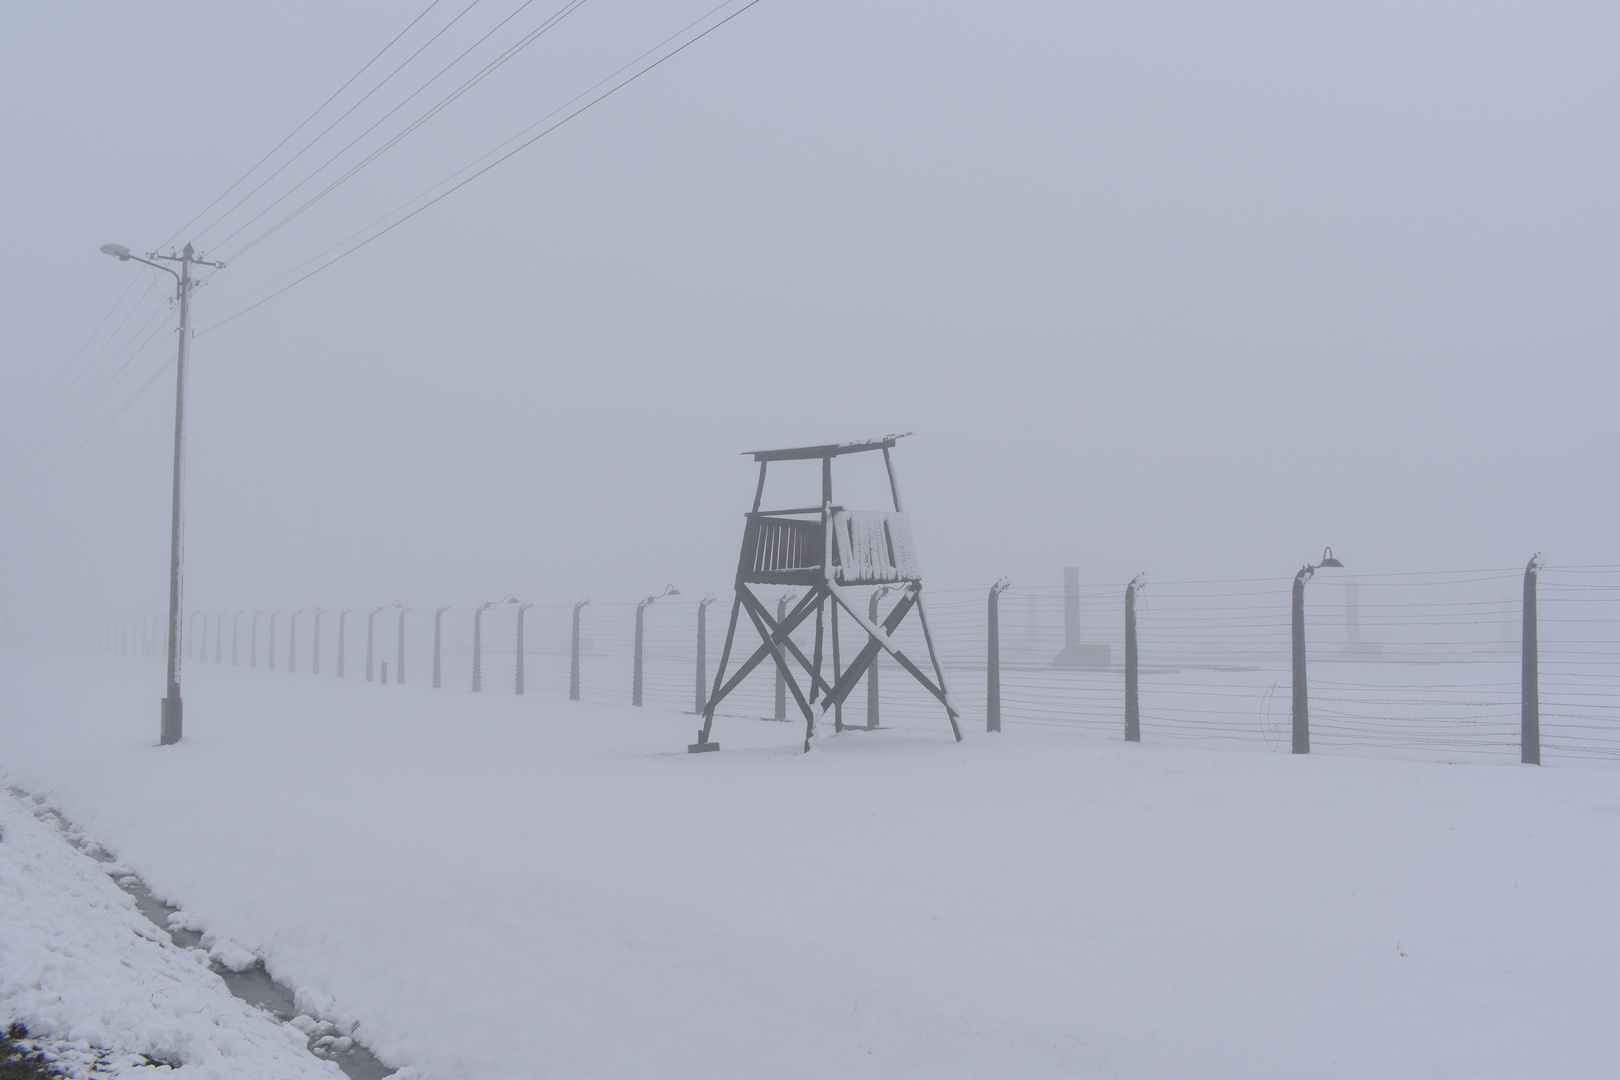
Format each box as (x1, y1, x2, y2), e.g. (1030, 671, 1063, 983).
(433, 606, 450, 689)
(515, 603, 532, 695)
(289, 609, 305, 674)
(366, 602, 400, 682)
(312, 608, 325, 675)
(867, 586, 892, 729)
(1124, 573, 1145, 742)
(571, 600, 589, 701)
(634, 586, 680, 707)
(397, 606, 411, 686)
(1522, 553, 1542, 765)
(473, 595, 518, 693)
(695, 594, 717, 714)
(1292, 547, 1343, 755)
(986, 578, 1011, 732)
(337, 611, 351, 676)
(774, 590, 796, 721)
(269, 611, 281, 669)
(366, 606, 382, 681)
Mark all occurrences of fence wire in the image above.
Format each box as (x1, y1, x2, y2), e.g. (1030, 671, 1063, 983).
(61, 564, 1620, 764)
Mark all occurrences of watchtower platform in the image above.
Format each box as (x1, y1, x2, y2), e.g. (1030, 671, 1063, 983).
(689, 437, 963, 753)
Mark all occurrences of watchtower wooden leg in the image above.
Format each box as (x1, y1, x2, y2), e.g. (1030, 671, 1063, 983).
(810, 600, 825, 705)
(913, 595, 963, 741)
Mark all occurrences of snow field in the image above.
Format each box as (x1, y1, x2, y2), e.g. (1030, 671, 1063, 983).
(0, 782, 342, 1078)
(2, 652, 1618, 1078)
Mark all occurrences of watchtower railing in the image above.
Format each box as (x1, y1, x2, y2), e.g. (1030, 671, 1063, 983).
(740, 515, 824, 585)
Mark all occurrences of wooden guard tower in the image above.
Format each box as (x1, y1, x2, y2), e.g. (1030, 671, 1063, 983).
(689, 437, 964, 753)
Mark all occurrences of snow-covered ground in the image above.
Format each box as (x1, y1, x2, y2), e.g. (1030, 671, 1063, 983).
(0, 777, 344, 1078)
(2, 651, 1617, 1078)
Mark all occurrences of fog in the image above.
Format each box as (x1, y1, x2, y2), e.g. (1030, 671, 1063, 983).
(3, 1, 1617, 628)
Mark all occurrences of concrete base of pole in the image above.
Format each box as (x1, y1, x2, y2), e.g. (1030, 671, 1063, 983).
(159, 696, 182, 745)
(1051, 643, 1111, 668)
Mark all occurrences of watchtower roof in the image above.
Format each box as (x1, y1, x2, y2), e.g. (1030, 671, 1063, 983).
(744, 435, 906, 463)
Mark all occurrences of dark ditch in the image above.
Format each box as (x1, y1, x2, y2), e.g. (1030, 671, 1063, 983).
(20, 796, 392, 1079)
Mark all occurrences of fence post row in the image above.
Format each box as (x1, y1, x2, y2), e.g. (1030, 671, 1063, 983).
(986, 578, 1009, 732)
(633, 600, 647, 707)
(473, 602, 488, 693)
(165, 550, 1558, 762)
(366, 606, 381, 682)
(867, 587, 890, 730)
(398, 606, 410, 686)
(433, 606, 449, 689)
(695, 595, 716, 714)
(570, 600, 588, 701)
(516, 603, 532, 695)
(774, 591, 795, 722)
(1124, 573, 1143, 742)
(1522, 553, 1541, 765)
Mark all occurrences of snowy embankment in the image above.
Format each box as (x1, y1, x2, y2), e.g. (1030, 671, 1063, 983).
(0, 781, 341, 1078)
(2, 652, 1618, 1079)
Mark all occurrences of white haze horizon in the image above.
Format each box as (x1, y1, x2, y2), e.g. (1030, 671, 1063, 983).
(2, 2, 1617, 628)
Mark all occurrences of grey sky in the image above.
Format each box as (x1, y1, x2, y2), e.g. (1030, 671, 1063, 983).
(2, 1, 1616, 624)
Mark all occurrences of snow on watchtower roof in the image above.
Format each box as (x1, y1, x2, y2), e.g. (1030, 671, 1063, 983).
(743, 435, 908, 462)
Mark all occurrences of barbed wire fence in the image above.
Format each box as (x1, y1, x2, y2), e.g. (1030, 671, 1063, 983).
(53, 561, 1620, 764)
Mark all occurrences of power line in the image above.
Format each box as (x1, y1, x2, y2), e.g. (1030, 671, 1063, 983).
(24, 310, 179, 456)
(220, 0, 592, 263)
(0, 290, 173, 461)
(0, 332, 178, 496)
(161, 0, 449, 251)
(0, 274, 141, 443)
(196, 0, 763, 336)
(191, 0, 488, 248)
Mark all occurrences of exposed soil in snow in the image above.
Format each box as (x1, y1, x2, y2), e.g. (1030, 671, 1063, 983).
(0, 785, 401, 1079)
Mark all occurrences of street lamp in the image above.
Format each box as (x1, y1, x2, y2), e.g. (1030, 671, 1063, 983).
(473, 595, 518, 692)
(101, 240, 223, 745)
(633, 586, 680, 706)
(1292, 547, 1344, 755)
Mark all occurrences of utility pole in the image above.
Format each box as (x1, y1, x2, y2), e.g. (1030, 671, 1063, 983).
(101, 241, 223, 745)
